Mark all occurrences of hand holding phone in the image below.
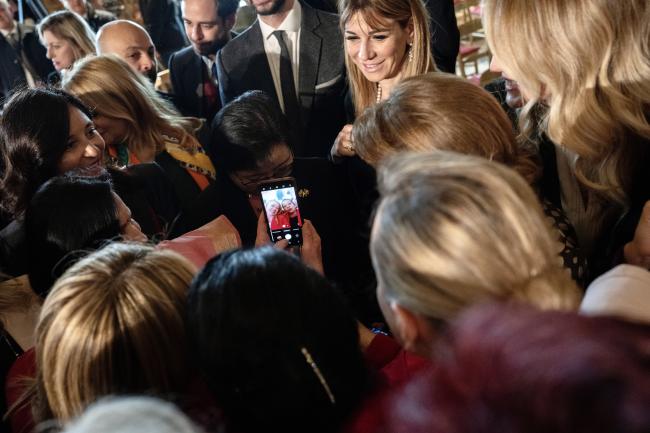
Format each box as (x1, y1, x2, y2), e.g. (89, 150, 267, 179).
(258, 177, 303, 246)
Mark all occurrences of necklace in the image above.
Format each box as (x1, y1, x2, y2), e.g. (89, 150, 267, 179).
(376, 83, 382, 103)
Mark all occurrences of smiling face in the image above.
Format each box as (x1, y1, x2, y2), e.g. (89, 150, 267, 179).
(489, 54, 525, 108)
(266, 200, 281, 216)
(93, 114, 129, 148)
(58, 106, 106, 174)
(249, 0, 286, 15)
(43, 29, 76, 71)
(344, 12, 412, 88)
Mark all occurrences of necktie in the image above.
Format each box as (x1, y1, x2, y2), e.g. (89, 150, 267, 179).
(272, 30, 302, 149)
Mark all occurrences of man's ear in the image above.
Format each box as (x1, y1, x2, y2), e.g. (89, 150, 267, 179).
(225, 12, 237, 32)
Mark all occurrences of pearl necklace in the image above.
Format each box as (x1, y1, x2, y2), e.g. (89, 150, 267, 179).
(376, 83, 382, 103)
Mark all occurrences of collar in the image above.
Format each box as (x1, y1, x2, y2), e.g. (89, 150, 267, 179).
(259, 0, 302, 40)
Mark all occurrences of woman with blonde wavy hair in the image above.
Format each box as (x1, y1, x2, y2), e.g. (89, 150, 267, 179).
(483, 0, 650, 272)
(330, 0, 433, 158)
(352, 72, 587, 284)
(32, 242, 194, 424)
(371, 151, 581, 356)
(38, 10, 95, 77)
(62, 55, 216, 196)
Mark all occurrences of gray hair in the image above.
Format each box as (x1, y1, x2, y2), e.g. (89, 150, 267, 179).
(63, 397, 204, 433)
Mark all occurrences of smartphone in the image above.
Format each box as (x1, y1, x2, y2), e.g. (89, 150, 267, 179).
(259, 177, 303, 246)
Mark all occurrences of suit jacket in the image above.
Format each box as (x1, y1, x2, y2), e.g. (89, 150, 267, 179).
(0, 24, 53, 108)
(216, 2, 346, 158)
(170, 158, 364, 283)
(139, 0, 188, 65)
(426, 0, 460, 74)
(168, 46, 221, 120)
(86, 6, 116, 32)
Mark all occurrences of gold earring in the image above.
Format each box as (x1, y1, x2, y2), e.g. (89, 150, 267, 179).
(408, 43, 414, 63)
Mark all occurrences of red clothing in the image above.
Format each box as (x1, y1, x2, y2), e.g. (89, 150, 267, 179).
(6, 348, 35, 433)
(269, 213, 290, 231)
(346, 334, 430, 433)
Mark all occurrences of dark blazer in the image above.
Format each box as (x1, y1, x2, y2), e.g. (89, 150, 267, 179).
(0, 24, 53, 108)
(171, 158, 363, 280)
(139, 0, 188, 65)
(426, 0, 460, 74)
(168, 46, 221, 120)
(86, 7, 117, 32)
(216, 2, 347, 158)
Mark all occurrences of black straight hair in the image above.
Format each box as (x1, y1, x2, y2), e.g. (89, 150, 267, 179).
(187, 247, 369, 433)
(210, 90, 292, 173)
(0, 87, 93, 217)
(25, 174, 120, 297)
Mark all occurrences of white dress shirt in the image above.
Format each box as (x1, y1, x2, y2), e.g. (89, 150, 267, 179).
(258, 0, 302, 112)
(201, 56, 218, 85)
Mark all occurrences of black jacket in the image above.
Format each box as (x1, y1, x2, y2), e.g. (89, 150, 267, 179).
(0, 24, 54, 109)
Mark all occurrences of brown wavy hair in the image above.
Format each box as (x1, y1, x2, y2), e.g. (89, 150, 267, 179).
(352, 72, 540, 185)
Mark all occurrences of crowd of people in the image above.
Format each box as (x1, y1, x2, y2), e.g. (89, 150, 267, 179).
(0, 0, 649, 431)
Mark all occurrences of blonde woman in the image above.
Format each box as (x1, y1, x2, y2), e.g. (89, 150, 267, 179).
(371, 151, 581, 356)
(352, 72, 587, 285)
(37, 10, 95, 78)
(483, 0, 650, 272)
(31, 243, 194, 424)
(331, 0, 434, 158)
(62, 54, 217, 207)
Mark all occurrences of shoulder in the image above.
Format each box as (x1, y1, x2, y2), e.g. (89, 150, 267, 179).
(302, 2, 339, 27)
(170, 46, 199, 67)
(220, 21, 260, 56)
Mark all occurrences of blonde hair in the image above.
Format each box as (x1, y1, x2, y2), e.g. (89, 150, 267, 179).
(34, 242, 196, 423)
(339, 0, 434, 116)
(38, 10, 96, 62)
(62, 55, 201, 161)
(371, 151, 580, 322)
(352, 72, 539, 184)
(484, 0, 650, 209)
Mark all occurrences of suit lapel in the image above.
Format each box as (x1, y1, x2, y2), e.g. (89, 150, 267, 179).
(245, 22, 279, 103)
(298, 5, 321, 129)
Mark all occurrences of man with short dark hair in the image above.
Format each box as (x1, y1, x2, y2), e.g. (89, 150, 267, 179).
(216, 0, 346, 157)
(0, 0, 53, 108)
(168, 0, 238, 120)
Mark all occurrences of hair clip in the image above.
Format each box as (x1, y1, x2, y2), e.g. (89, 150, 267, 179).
(301, 347, 336, 405)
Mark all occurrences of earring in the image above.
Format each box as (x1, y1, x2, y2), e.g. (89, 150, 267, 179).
(408, 43, 414, 63)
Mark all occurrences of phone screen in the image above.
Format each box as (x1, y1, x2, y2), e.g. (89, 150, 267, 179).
(260, 178, 303, 246)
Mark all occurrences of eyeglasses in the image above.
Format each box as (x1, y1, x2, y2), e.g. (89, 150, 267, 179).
(233, 160, 293, 187)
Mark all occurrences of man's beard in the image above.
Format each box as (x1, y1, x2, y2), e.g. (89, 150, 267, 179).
(256, 0, 286, 16)
(193, 37, 229, 57)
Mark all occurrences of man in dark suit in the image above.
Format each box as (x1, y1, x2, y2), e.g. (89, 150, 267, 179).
(216, 0, 346, 158)
(58, 0, 116, 32)
(168, 0, 238, 120)
(0, 0, 53, 109)
(139, 0, 189, 66)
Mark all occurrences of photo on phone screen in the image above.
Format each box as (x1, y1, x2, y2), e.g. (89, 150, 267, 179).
(260, 178, 303, 246)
